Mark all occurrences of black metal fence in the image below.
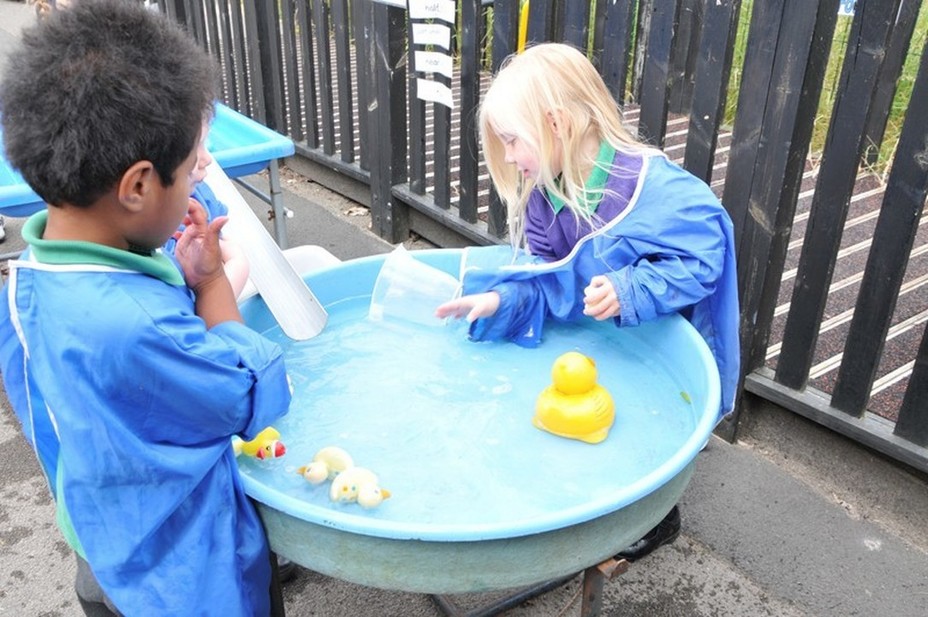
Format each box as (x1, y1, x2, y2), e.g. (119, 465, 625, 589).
(159, 0, 928, 473)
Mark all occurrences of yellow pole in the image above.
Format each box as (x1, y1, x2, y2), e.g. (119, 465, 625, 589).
(518, 0, 529, 52)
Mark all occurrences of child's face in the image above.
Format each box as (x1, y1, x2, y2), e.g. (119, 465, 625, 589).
(131, 134, 202, 250)
(498, 131, 541, 180)
(189, 121, 213, 187)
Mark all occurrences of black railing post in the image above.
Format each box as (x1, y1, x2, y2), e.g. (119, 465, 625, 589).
(596, 0, 635, 104)
(458, 0, 482, 225)
(352, 0, 371, 171)
(366, 0, 409, 243)
(559, 0, 590, 49)
(895, 326, 928, 446)
(492, 0, 520, 71)
(162, 0, 187, 29)
(522, 0, 553, 48)
(861, 0, 920, 166)
(636, 0, 679, 147)
(667, 0, 704, 115)
(682, 0, 741, 184)
(254, 0, 286, 132)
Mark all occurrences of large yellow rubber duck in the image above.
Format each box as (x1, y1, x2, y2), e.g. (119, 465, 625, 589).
(232, 426, 286, 460)
(534, 351, 615, 444)
(296, 446, 354, 485)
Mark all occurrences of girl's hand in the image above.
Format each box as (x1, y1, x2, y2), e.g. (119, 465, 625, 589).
(219, 238, 251, 298)
(583, 275, 620, 321)
(435, 292, 501, 322)
(174, 198, 228, 292)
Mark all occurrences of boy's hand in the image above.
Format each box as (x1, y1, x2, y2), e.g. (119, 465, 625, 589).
(174, 198, 228, 292)
(583, 275, 620, 320)
(435, 292, 501, 322)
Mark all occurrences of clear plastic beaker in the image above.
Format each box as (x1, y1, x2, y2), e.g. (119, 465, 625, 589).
(368, 246, 461, 327)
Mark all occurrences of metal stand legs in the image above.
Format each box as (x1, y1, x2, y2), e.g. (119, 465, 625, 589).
(431, 558, 629, 617)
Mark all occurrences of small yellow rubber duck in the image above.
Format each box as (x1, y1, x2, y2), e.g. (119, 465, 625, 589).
(329, 466, 392, 509)
(232, 426, 286, 460)
(296, 446, 354, 485)
(533, 351, 615, 444)
(297, 447, 392, 508)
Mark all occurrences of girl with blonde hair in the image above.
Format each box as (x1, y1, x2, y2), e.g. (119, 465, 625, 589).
(479, 42, 660, 250)
(437, 42, 741, 561)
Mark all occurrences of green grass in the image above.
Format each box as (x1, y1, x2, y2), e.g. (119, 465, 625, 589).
(725, 0, 928, 175)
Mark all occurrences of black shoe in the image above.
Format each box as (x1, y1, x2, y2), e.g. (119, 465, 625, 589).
(615, 505, 681, 562)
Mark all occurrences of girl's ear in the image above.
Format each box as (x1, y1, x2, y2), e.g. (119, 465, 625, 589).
(546, 109, 569, 139)
(117, 161, 156, 213)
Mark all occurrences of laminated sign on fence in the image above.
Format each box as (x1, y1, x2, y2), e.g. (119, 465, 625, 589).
(408, 0, 455, 109)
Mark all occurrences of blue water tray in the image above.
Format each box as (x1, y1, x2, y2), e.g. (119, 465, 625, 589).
(0, 103, 294, 217)
(235, 249, 721, 593)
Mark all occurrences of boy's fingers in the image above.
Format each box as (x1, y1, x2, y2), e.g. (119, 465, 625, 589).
(209, 215, 229, 234)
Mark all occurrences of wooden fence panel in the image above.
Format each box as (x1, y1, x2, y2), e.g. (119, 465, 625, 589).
(295, 0, 318, 148)
(241, 0, 268, 123)
(222, 0, 249, 112)
(162, 0, 185, 25)
(201, 0, 224, 98)
(596, 0, 635, 103)
(458, 0, 482, 224)
(895, 328, 928, 445)
(718, 0, 841, 439)
(408, 77, 427, 195)
(525, 0, 554, 48)
(352, 0, 371, 172)
(559, 0, 590, 49)
(682, 0, 741, 184)
(831, 37, 928, 417)
(332, 0, 355, 163)
(185, 0, 207, 46)
(743, 0, 843, 372)
(667, 0, 703, 114)
(312, 0, 336, 155)
(776, 0, 901, 391)
(254, 0, 286, 131)
(280, 0, 302, 141)
(636, 0, 678, 147)
(493, 0, 520, 72)
(431, 80, 452, 210)
(863, 0, 920, 164)
(367, 1, 408, 242)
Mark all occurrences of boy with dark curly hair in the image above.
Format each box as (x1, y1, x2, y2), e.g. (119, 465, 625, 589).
(0, 1, 292, 614)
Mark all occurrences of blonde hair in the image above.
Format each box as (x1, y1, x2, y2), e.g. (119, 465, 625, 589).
(479, 43, 658, 248)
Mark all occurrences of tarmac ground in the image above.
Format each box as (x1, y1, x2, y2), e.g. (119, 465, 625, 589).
(2, 2, 928, 615)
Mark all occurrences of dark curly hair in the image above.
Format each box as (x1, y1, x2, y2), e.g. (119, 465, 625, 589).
(0, 0, 218, 208)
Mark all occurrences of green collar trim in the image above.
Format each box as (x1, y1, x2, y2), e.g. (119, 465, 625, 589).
(547, 141, 616, 215)
(22, 211, 185, 286)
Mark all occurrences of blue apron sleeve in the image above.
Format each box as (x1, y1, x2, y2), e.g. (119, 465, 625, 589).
(0, 280, 60, 495)
(461, 245, 594, 346)
(121, 314, 291, 444)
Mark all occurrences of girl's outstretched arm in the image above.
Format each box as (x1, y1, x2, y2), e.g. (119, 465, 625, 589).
(435, 292, 501, 323)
